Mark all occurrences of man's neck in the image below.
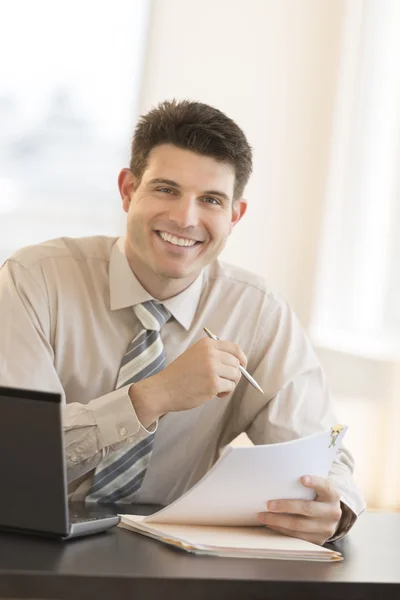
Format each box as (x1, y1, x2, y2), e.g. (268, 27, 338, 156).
(136, 272, 195, 301)
(126, 252, 198, 301)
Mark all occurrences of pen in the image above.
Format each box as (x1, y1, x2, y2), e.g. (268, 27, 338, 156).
(203, 327, 264, 394)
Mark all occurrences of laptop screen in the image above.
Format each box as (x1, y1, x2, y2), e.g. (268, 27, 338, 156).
(0, 386, 69, 536)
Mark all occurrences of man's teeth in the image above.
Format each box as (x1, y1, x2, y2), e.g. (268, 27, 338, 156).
(158, 231, 197, 247)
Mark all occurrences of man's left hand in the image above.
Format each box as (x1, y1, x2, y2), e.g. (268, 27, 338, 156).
(257, 476, 342, 545)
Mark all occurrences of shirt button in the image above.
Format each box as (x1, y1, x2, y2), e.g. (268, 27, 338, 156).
(70, 455, 78, 463)
(119, 427, 127, 437)
(128, 436, 134, 443)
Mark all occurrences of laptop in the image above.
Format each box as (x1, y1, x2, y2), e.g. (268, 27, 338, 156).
(0, 385, 120, 539)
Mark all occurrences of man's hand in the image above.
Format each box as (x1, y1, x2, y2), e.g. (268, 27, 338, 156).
(257, 476, 342, 545)
(130, 337, 247, 427)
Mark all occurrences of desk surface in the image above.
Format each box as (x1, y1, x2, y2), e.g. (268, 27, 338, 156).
(0, 509, 399, 600)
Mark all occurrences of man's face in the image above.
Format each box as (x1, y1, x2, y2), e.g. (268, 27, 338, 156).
(119, 144, 246, 292)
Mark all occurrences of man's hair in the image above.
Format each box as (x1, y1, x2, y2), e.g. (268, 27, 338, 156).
(130, 99, 252, 200)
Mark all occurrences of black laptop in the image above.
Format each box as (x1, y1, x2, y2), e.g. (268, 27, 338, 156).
(0, 385, 120, 539)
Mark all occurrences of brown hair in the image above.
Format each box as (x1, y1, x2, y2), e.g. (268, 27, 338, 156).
(130, 99, 252, 200)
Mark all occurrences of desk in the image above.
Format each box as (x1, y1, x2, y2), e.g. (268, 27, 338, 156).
(0, 509, 399, 600)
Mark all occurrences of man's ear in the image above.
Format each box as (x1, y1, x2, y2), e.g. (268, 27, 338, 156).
(229, 198, 248, 233)
(118, 168, 137, 213)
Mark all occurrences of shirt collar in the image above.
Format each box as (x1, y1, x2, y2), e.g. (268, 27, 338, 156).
(109, 237, 203, 331)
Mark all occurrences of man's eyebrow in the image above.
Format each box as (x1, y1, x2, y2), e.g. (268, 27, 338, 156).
(149, 178, 181, 187)
(149, 178, 231, 202)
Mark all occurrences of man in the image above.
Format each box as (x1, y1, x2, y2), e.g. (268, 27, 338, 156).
(0, 99, 364, 544)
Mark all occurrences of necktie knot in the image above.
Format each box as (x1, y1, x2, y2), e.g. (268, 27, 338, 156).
(133, 300, 170, 332)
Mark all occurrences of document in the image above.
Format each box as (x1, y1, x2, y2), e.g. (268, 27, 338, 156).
(119, 426, 346, 561)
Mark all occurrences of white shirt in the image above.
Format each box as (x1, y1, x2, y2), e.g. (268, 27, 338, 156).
(0, 235, 365, 537)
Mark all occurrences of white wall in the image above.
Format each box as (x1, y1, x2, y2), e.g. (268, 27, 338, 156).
(139, 0, 346, 326)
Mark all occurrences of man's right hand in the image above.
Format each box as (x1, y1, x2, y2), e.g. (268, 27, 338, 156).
(129, 336, 247, 428)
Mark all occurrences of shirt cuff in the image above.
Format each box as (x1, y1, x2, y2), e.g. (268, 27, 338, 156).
(328, 500, 358, 542)
(92, 386, 157, 447)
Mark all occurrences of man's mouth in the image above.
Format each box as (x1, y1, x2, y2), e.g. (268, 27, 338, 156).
(155, 230, 202, 248)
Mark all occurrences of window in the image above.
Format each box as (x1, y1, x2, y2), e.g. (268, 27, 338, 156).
(311, 0, 400, 361)
(0, 0, 151, 263)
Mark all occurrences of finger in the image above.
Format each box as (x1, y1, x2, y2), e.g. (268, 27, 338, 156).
(266, 499, 330, 520)
(218, 352, 239, 368)
(258, 511, 340, 542)
(301, 475, 341, 503)
(216, 381, 236, 397)
(218, 364, 241, 385)
(218, 351, 241, 369)
(258, 511, 323, 534)
(215, 341, 248, 369)
(214, 373, 237, 397)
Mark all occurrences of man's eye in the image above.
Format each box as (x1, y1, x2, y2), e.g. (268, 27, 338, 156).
(203, 196, 220, 205)
(157, 187, 174, 194)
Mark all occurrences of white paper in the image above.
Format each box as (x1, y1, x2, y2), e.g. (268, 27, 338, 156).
(119, 515, 342, 561)
(145, 427, 347, 526)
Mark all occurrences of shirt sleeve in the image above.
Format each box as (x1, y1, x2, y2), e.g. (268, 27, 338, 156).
(235, 292, 366, 539)
(0, 260, 155, 483)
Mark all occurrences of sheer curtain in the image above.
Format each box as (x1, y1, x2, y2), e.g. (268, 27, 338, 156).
(311, 0, 400, 358)
(311, 0, 400, 509)
(0, 0, 151, 264)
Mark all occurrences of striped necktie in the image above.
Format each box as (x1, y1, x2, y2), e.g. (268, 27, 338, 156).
(85, 300, 170, 504)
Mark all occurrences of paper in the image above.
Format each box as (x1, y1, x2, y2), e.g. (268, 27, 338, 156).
(142, 426, 347, 526)
(119, 516, 342, 561)
(119, 427, 346, 561)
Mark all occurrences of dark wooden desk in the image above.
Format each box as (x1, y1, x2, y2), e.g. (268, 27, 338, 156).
(0, 509, 399, 600)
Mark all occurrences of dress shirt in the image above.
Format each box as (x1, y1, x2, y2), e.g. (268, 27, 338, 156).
(0, 235, 365, 539)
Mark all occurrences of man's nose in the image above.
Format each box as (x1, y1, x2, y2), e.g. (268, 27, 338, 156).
(167, 197, 199, 229)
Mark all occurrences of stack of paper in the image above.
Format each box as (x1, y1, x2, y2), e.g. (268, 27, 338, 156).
(119, 426, 346, 561)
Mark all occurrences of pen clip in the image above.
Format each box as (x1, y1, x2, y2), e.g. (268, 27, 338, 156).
(329, 424, 344, 448)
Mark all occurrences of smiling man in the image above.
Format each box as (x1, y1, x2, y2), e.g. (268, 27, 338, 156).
(0, 100, 365, 544)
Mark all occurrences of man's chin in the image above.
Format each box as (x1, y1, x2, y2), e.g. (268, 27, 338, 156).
(154, 262, 200, 282)
(157, 268, 193, 280)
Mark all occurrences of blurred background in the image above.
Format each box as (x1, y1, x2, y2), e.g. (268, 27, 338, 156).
(0, 0, 399, 511)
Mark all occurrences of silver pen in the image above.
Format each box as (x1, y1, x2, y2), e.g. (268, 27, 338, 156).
(203, 327, 264, 394)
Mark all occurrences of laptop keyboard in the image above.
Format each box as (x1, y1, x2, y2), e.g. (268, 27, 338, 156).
(69, 512, 101, 524)
(68, 503, 118, 524)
